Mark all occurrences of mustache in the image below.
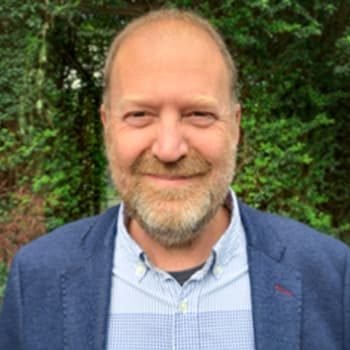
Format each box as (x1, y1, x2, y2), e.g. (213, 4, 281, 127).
(131, 150, 212, 177)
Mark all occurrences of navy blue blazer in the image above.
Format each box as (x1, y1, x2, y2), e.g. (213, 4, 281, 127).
(1, 202, 350, 349)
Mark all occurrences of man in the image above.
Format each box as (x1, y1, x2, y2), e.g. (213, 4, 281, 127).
(1, 9, 349, 350)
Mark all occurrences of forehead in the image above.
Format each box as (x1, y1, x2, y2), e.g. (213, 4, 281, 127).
(110, 21, 230, 98)
(118, 19, 223, 56)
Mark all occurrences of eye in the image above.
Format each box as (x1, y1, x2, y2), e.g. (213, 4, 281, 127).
(184, 111, 216, 127)
(124, 111, 154, 127)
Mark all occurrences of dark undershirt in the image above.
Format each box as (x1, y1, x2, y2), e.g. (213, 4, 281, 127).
(167, 262, 205, 286)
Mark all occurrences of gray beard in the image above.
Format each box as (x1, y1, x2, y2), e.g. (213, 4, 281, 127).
(123, 180, 228, 248)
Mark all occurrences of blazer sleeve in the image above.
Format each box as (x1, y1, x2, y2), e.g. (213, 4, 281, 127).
(0, 256, 23, 350)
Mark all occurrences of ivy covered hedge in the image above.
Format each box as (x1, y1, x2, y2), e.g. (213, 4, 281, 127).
(1, 0, 349, 298)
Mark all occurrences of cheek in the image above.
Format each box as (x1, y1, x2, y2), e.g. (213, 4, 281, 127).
(188, 130, 236, 166)
(106, 128, 152, 170)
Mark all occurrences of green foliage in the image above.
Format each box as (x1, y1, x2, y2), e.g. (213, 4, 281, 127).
(0, 262, 7, 303)
(0, 0, 110, 233)
(234, 112, 334, 233)
(0, 0, 349, 280)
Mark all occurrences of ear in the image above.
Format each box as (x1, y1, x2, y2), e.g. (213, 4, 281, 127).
(100, 104, 108, 128)
(233, 103, 241, 145)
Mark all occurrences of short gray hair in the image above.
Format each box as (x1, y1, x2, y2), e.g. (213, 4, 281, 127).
(102, 8, 238, 106)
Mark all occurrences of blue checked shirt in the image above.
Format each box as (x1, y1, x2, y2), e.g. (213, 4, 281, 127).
(107, 190, 255, 349)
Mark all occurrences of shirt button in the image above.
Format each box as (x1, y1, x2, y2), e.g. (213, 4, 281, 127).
(178, 299, 188, 313)
(214, 265, 223, 276)
(135, 263, 146, 277)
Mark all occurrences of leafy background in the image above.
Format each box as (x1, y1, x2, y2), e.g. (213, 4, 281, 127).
(1, 0, 349, 301)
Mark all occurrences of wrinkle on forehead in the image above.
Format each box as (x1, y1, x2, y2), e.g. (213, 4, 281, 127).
(118, 95, 220, 107)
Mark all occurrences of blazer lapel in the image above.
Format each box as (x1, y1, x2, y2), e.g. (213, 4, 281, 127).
(248, 247, 302, 349)
(61, 206, 119, 350)
(240, 202, 302, 350)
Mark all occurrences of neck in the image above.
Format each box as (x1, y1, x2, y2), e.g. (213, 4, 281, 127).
(128, 205, 230, 271)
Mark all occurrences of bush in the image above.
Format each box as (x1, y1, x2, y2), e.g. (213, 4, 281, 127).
(0, 262, 7, 304)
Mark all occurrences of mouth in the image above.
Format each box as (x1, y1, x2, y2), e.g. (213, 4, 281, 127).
(142, 173, 204, 186)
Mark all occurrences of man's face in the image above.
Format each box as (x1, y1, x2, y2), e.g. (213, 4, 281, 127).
(101, 22, 240, 247)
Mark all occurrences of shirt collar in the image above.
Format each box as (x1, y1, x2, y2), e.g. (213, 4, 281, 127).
(117, 204, 143, 259)
(115, 188, 244, 281)
(211, 188, 243, 268)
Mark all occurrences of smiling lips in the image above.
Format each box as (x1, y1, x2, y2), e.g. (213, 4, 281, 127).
(143, 173, 202, 186)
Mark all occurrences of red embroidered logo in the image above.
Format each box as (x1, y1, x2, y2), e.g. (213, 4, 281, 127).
(274, 283, 294, 297)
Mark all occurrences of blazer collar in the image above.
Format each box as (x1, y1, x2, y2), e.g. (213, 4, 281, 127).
(239, 202, 302, 349)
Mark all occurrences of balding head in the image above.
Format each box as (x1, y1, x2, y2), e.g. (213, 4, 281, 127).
(102, 9, 238, 107)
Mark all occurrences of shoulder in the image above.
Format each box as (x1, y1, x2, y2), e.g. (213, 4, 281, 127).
(12, 205, 120, 272)
(16, 216, 97, 265)
(239, 201, 350, 270)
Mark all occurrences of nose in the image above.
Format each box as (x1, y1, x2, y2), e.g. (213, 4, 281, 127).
(151, 112, 188, 162)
